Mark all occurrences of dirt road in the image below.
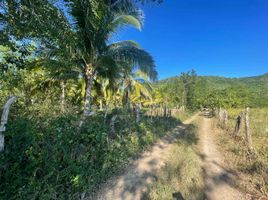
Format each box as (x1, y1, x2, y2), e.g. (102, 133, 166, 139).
(90, 114, 249, 200)
(200, 115, 247, 200)
(91, 115, 197, 200)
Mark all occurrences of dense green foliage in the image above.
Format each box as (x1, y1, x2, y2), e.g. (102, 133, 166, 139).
(0, 110, 182, 199)
(157, 72, 268, 110)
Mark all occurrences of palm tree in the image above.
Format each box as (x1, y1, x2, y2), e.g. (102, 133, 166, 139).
(64, 0, 157, 123)
(121, 70, 153, 108)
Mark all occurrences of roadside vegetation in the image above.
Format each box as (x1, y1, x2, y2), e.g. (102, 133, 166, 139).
(214, 108, 268, 198)
(1, 111, 185, 199)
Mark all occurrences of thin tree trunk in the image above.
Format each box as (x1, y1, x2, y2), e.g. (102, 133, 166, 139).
(104, 101, 111, 121)
(245, 107, 254, 153)
(60, 80, 66, 113)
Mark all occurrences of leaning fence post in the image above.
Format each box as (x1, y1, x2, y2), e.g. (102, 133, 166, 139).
(0, 96, 17, 152)
(245, 107, 254, 153)
(234, 112, 243, 135)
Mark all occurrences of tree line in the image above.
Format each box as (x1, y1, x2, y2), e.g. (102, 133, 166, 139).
(156, 70, 267, 110)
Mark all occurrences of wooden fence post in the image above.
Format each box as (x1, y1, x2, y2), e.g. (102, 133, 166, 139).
(245, 107, 254, 153)
(0, 96, 17, 152)
(234, 112, 243, 135)
(223, 109, 228, 129)
(164, 106, 167, 117)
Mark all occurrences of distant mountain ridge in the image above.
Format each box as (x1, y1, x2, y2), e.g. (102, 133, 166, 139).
(200, 73, 268, 96)
(160, 73, 268, 91)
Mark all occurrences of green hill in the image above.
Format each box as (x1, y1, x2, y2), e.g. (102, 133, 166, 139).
(202, 73, 268, 92)
(157, 73, 268, 108)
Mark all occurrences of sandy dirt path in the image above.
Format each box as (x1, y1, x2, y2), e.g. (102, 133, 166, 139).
(90, 115, 197, 200)
(200, 114, 247, 200)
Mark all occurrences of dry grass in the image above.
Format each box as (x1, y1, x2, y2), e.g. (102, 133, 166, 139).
(147, 119, 205, 200)
(214, 108, 268, 198)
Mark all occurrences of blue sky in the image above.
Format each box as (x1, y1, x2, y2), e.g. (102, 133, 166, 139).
(117, 0, 268, 80)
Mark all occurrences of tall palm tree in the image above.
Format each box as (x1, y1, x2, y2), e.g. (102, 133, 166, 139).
(64, 0, 157, 122)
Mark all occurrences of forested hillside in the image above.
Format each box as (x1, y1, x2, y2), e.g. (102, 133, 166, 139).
(157, 72, 268, 109)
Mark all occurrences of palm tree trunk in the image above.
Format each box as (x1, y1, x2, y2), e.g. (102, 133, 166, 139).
(79, 63, 95, 126)
(60, 80, 66, 113)
(0, 134, 4, 152)
(83, 75, 93, 117)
